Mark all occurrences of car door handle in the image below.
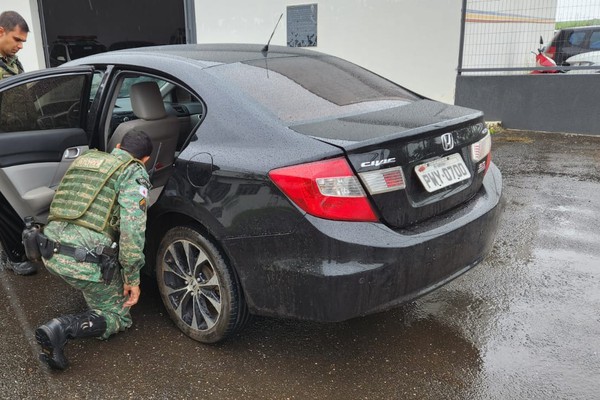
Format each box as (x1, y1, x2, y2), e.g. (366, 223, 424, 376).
(63, 147, 81, 159)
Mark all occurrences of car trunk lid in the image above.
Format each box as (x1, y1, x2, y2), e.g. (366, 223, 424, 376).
(290, 100, 489, 228)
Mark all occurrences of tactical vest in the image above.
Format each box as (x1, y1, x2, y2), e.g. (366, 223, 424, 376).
(0, 57, 24, 79)
(48, 149, 142, 240)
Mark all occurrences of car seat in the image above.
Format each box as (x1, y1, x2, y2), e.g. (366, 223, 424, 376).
(107, 81, 179, 187)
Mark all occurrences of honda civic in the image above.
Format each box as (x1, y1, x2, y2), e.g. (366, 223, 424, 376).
(0, 44, 503, 343)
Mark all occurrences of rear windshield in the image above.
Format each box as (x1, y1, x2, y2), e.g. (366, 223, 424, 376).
(208, 55, 419, 123)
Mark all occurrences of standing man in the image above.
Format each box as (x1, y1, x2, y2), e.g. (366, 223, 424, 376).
(0, 10, 28, 80)
(35, 130, 153, 371)
(0, 10, 35, 275)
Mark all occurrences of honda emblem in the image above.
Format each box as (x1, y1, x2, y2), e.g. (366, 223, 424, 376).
(441, 133, 454, 151)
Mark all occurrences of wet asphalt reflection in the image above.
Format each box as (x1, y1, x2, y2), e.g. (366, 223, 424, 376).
(1, 130, 599, 399)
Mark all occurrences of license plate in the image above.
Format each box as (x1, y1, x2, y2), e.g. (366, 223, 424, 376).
(415, 153, 471, 193)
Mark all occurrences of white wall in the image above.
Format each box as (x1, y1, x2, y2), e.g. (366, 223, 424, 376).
(0, 0, 45, 72)
(195, 0, 463, 103)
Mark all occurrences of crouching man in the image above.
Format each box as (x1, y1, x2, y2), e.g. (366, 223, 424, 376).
(35, 130, 153, 370)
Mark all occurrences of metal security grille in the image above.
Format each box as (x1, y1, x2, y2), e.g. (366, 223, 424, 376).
(459, 0, 600, 74)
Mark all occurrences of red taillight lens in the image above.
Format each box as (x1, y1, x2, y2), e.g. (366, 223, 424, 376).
(269, 157, 378, 222)
(546, 45, 556, 60)
(484, 152, 492, 173)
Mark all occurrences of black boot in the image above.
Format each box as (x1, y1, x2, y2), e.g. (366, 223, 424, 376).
(6, 260, 40, 275)
(35, 311, 107, 370)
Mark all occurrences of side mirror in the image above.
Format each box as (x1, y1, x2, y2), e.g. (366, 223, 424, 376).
(539, 35, 544, 46)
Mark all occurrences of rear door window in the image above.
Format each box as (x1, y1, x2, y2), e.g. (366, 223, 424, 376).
(568, 31, 586, 47)
(50, 44, 67, 61)
(67, 43, 106, 60)
(589, 31, 600, 50)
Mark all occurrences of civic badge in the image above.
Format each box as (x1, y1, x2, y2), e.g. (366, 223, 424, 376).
(441, 132, 454, 151)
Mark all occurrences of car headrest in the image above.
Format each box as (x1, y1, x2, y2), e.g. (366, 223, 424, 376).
(130, 81, 167, 121)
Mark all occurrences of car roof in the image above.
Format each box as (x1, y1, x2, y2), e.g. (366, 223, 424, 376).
(77, 43, 321, 67)
(560, 25, 600, 32)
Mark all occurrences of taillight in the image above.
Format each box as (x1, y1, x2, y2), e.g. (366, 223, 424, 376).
(269, 157, 378, 222)
(484, 152, 492, 173)
(545, 45, 556, 60)
(471, 130, 492, 174)
(358, 166, 406, 194)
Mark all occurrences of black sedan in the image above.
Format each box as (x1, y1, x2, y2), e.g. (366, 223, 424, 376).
(0, 44, 503, 343)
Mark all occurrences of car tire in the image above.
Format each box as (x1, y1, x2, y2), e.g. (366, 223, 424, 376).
(156, 226, 244, 343)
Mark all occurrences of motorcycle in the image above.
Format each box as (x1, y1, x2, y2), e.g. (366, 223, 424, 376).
(531, 36, 558, 74)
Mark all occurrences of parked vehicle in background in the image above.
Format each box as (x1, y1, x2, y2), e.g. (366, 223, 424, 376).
(544, 25, 600, 65)
(48, 36, 106, 67)
(108, 40, 156, 51)
(0, 44, 503, 343)
(565, 50, 600, 73)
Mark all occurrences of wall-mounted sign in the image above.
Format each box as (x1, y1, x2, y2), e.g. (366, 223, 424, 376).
(287, 4, 317, 47)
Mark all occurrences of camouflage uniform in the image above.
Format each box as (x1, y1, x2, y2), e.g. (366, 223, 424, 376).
(43, 147, 150, 339)
(0, 54, 24, 80)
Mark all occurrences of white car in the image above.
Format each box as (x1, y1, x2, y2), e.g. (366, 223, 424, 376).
(565, 50, 600, 73)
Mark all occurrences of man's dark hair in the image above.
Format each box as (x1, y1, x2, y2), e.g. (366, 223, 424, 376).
(120, 130, 153, 160)
(0, 11, 30, 33)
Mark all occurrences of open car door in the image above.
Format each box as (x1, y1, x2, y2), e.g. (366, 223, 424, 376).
(0, 66, 96, 262)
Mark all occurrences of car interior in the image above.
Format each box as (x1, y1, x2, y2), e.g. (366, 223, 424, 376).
(0, 70, 205, 227)
(106, 81, 180, 188)
(103, 73, 205, 206)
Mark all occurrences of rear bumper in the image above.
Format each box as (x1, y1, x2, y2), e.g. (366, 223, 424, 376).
(225, 163, 503, 322)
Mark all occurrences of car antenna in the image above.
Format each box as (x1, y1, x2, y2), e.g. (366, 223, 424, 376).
(262, 13, 283, 55)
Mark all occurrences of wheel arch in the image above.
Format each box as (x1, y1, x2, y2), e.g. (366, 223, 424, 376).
(145, 210, 247, 302)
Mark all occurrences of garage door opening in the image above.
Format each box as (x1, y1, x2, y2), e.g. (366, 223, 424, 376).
(38, 0, 189, 67)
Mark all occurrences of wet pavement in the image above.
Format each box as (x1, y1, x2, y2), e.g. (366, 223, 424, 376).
(1, 129, 599, 399)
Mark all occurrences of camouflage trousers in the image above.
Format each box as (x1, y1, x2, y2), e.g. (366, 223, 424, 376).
(44, 258, 132, 340)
